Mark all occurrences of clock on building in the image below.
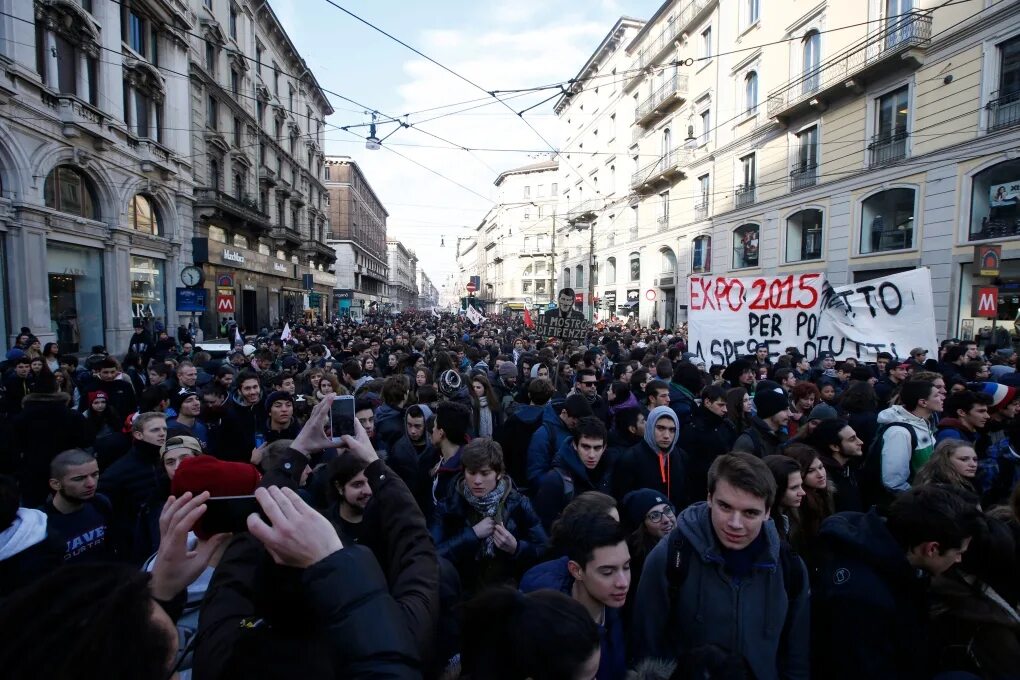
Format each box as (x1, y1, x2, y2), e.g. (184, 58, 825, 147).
(181, 266, 204, 288)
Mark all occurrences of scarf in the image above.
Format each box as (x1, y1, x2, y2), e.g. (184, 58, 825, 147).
(460, 475, 511, 557)
(477, 395, 494, 438)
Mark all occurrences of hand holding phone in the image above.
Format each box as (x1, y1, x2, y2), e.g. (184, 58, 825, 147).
(330, 395, 356, 438)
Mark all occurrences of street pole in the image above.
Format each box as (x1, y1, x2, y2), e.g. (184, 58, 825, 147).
(549, 213, 556, 308)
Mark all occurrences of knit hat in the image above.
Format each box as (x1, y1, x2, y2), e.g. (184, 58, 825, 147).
(849, 367, 873, 382)
(86, 390, 108, 407)
(722, 359, 753, 384)
(807, 403, 838, 421)
(171, 456, 262, 539)
(996, 347, 1016, 359)
(754, 387, 789, 420)
(264, 390, 294, 410)
(564, 393, 594, 418)
(497, 362, 518, 378)
(5, 348, 24, 361)
(160, 434, 203, 457)
(622, 489, 671, 529)
(171, 387, 199, 413)
(971, 381, 1019, 411)
(242, 344, 257, 357)
(438, 369, 462, 397)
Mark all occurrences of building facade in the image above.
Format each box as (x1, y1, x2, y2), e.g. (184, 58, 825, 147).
(187, 0, 334, 336)
(324, 155, 389, 319)
(457, 160, 560, 314)
(558, 0, 1020, 343)
(0, 0, 197, 354)
(417, 268, 439, 309)
(386, 239, 418, 311)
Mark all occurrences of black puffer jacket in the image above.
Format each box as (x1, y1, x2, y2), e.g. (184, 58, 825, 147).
(210, 393, 266, 462)
(680, 405, 737, 506)
(8, 392, 88, 506)
(98, 440, 165, 561)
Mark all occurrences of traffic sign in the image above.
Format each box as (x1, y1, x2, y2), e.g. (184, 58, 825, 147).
(466, 281, 478, 293)
(216, 294, 235, 313)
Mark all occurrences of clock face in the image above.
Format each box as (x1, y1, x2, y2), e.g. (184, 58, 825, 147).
(181, 266, 203, 287)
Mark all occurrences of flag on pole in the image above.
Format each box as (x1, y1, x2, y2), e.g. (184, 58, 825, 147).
(281, 322, 292, 342)
(432, 308, 441, 319)
(523, 308, 534, 329)
(465, 305, 483, 325)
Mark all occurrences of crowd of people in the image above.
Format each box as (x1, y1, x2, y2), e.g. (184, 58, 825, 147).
(0, 308, 1018, 679)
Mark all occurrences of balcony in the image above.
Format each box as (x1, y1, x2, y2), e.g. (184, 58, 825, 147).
(656, 215, 670, 233)
(734, 184, 756, 209)
(767, 11, 931, 123)
(790, 162, 818, 191)
(988, 90, 1020, 132)
(271, 226, 303, 247)
(42, 93, 115, 149)
(566, 198, 600, 225)
(136, 139, 176, 179)
(194, 188, 271, 231)
(625, 0, 715, 92)
(694, 200, 709, 221)
(259, 166, 279, 186)
(630, 146, 690, 192)
(301, 240, 338, 263)
(868, 130, 908, 167)
(635, 74, 689, 127)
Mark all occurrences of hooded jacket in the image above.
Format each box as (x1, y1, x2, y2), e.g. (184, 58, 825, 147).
(633, 502, 810, 680)
(876, 405, 935, 492)
(934, 417, 978, 445)
(374, 404, 405, 451)
(210, 391, 267, 462)
(812, 509, 931, 680)
(0, 508, 64, 598)
(526, 402, 575, 488)
(732, 416, 786, 458)
(519, 556, 628, 680)
(614, 406, 686, 509)
(533, 436, 616, 532)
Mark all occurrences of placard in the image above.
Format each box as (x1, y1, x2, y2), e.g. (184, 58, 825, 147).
(535, 316, 589, 341)
(176, 287, 208, 312)
(688, 269, 937, 363)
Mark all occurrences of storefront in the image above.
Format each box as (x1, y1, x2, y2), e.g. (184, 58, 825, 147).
(47, 242, 105, 355)
(956, 256, 1020, 346)
(130, 254, 167, 335)
(192, 237, 301, 337)
(620, 288, 640, 319)
(603, 290, 617, 317)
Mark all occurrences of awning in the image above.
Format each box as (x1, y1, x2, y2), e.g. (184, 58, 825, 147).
(505, 303, 526, 311)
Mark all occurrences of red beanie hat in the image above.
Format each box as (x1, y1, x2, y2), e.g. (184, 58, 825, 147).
(171, 455, 261, 500)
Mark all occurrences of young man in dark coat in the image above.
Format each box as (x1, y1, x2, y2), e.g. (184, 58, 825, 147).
(680, 384, 736, 505)
(76, 357, 137, 419)
(812, 485, 981, 680)
(804, 418, 865, 513)
(209, 370, 265, 462)
(533, 417, 616, 532)
(386, 404, 434, 493)
(1, 356, 34, 418)
(614, 405, 686, 510)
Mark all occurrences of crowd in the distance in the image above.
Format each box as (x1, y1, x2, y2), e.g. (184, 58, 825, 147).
(0, 313, 1017, 680)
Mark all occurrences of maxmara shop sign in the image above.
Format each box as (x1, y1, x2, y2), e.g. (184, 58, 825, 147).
(223, 249, 245, 264)
(273, 262, 287, 273)
(193, 238, 295, 278)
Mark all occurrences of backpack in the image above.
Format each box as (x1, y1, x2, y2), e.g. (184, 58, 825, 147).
(859, 421, 918, 510)
(664, 528, 805, 651)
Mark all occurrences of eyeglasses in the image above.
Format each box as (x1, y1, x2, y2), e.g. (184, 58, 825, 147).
(579, 381, 597, 387)
(647, 507, 675, 523)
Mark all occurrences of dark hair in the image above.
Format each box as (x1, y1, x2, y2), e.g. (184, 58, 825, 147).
(341, 359, 363, 380)
(458, 588, 599, 680)
(944, 345, 965, 363)
(608, 380, 632, 407)
(0, 564, 174, 679)
(236, 369, 260, 388)
(576, 367, 597, 383)
(558, 287, 576, 299)
(886, 485, 982, 553)
(327, 452, 369, 496)
(573, 416, 607, 445)
(550, 492, 619, 552)
(701, 384, 728, 403)
(461, 438, 504, 474)
(435, 401, 472, 445)
(645, 379, 669, 402)
(944, 389, 991, 420)
(381, 374, 410, 407)
(655, 357, 673, 380)
(565, 513, 627, 568)
(673, 362, 703, 394)
(707, 453, 776, 508)
(354, 398, 375, 415)
(138, 385, 170, 413)
(406, 404, 427, 420)
(804, 418, 850, 458)
(763, 455, 803, 525)
(901, 380, 936, 411)
(50, 449, 96, 479)
(725, 387, 751, 430)
(528, 377, 555, 405)
(839, 381, 878, 412)
(615, 407, 643, 434)
(96, 357, 118, 371)
(270, 370, 294, 389)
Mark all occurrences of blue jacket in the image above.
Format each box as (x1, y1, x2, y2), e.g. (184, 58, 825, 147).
(533, 437, 616, 532)
(521, 556, 628, 680)
(526, 403, 573, 488)
(373, 404, 404, 451)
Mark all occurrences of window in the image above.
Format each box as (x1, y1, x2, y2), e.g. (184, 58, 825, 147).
(701, 27, 712, 59)
(538, 205, 544, 219)
(696, 174, 710, 218)
(551, 183, 558, 196)
(44, 166, 98, 219)
(207, 96, 218, 130)
(886, 0, 915, 48)
(692, 235, 711, 273)
(699, 108, 711, 145)
(871, 86, 909, 166)
(524, 186, 531, 199)
(257, 100, 265, 126)
(288, 86, 294, 112)
(205, 41, 216, 74)
(129, 194, 160, 234)
(208, 225, 227, 243)
(746, 0, 760, 26)
(793, 125, 819, 189)
(630, 204, 639, 240)
(660, 247, 677, 274)
(744, 71, 758, 115)
(860, 188, 915, 253)
(126, 10, 145, 54)
(970, 159, 1020, 240)
(231, 70, 240, 95)
(658, 191, 669, 231)
(606, 257, 617, 284)
(233, 233, 248, 249)
(256, 43, 263, 74)
(277, 200, 285, 227)
(523, 208, 530, 220)
(803, 31, 821, 94)
(786, 209, 823, 262)
(34, 19, 98, 104)
(272, 62, 280, 94)
(737, 154, 756, 207)
(229, 4, 238, 40)
(233, 172, 242, 200)
(991, 36, 1020, 130)
(575, 265, 584, 287)
(233, 117, 241, 147)
(733, 224, 760, 268)
(629, 252, 641, 281)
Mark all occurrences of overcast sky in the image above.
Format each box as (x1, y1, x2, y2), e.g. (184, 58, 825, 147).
(272, 0, 663, 293)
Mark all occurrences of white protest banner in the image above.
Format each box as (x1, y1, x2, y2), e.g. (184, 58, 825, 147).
(688, 269, 937, 364)
(819, 268, 937, 362)
(465, 305, 483, 325)
(689, 273, 824, 366)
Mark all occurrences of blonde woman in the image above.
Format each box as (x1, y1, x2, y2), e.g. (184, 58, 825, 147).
(914, 438, 979, 494)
